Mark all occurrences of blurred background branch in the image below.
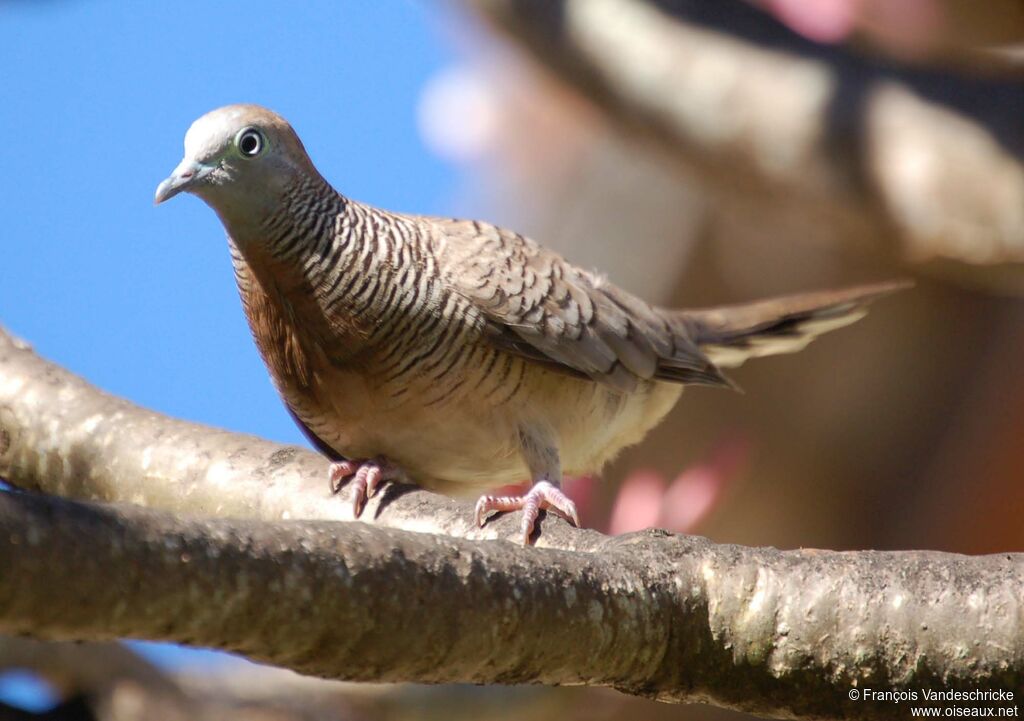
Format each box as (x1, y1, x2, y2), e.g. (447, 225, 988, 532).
(467, 0, 1024, 275)
(0, 636, 566, 721)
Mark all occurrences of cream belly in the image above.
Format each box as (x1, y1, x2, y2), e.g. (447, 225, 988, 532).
(289, 355, 685, 496)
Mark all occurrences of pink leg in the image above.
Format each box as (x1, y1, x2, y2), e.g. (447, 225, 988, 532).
(329, 457, 404, 517)
(475, 480, 580, 545)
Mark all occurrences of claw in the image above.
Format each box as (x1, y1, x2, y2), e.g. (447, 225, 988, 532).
(329, 461, 358, 494)
(475, 480, 579, 544)
(328, 457, 403, 518)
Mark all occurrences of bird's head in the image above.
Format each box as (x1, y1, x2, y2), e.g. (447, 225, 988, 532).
(155, 104, 318, 218)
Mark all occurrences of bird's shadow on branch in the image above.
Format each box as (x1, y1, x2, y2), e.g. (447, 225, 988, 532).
(372, 482, 423, 518)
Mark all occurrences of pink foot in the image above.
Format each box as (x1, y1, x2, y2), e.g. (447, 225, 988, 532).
(329, 457, 405, 517)
(475, 480, 580, 545)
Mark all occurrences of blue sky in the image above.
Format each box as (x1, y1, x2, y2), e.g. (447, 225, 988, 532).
(1, 0, 463, 698)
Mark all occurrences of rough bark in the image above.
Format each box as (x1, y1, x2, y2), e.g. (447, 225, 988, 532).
(1, 326, 1023, 720)
(467, 0, 1024, 278)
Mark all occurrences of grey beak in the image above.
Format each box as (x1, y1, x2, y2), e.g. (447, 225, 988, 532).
(154, 159, 216, 205)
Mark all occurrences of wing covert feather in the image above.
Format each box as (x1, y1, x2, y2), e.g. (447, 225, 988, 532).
(432, 218, 726, 391)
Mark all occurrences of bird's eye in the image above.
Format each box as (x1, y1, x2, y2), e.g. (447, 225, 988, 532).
(236, 128, 264, 158)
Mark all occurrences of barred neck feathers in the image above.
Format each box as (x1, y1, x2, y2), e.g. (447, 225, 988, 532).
(257, 172, 348, 269)
(294, 199, 434, 326)
(220, 171, 345, 311)
(250, 183, 445, 349)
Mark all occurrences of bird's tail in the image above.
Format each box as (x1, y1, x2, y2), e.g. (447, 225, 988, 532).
(675, 280, 910, 369)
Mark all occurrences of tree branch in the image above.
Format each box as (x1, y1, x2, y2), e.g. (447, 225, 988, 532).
(1, 325, 1023, 719)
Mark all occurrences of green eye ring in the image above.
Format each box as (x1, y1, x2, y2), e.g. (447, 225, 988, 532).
(236, 127, 264, 158)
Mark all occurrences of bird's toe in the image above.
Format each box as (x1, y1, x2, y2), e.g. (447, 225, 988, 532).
(328, 457, 403, 518)
(475, 479, 579, 545)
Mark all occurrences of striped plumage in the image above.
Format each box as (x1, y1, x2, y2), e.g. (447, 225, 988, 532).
(156, 104, 906, 543)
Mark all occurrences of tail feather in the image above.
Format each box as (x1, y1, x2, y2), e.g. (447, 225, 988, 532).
(676, 280, 910, 369)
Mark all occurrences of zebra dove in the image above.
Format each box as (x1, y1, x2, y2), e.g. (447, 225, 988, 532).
(155, 104, 906, 543)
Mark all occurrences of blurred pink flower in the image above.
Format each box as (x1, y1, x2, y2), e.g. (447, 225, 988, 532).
(608, 436, 751, 535)
(762, 0, 860, 43)
(483, 436, 748, 535)
(606, 470, 665, 535)
(755, 0, 944, 56)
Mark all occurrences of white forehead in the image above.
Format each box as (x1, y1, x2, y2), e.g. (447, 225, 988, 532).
(183, 107, 249, 160)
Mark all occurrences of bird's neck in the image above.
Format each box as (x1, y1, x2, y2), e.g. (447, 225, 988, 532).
(224, 178, 424, 361)
(217, 172, 342, 250)
(219, 173, 344, 288)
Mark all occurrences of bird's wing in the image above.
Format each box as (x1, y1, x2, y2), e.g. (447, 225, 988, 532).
(432, 218, 728, 392)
